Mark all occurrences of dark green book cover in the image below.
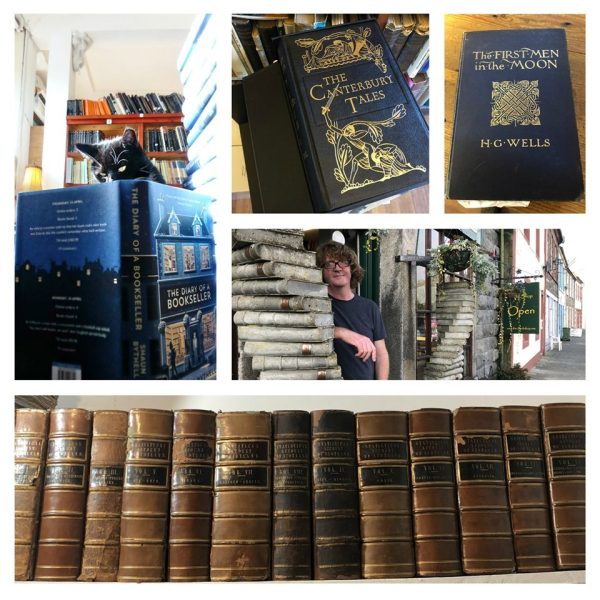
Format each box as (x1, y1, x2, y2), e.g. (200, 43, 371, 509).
(277, 19, 429, 212)
(447, 28, 583, 201)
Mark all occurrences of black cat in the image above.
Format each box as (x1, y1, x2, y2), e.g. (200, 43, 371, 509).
(75, 127, 166, 183)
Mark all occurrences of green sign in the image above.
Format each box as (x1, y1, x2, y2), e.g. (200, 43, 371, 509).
(501, 282, 540, 334)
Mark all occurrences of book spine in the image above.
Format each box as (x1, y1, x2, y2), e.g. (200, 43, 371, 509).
(453, 407, 516, 575)
(277, 39, 329, 211)
(500, 406, 556, 572)
(231, 243, 318, 268)
(232, 295, 332, 313)
(234, 311, 334, 327)
(210, 412, 272, 581)
(311, 410, 361, 580)
(168, 410, 216, 581)
(272, 411, 312, 580)
(232, 18, 263, 72)
(541, 403, 585, 570)
(409, 409, 462, 577)
(237, 325, 334, 343)
(34, 409, 92, 581)
(231, 279, 328, 297)
(78, 410, 128, 581)
(243, 340, 333, 356)
(14, 409, 50, 580)
(119, 180, 159, 379)
(232, 262, 323, 283)
(252, 354, 339, 371)
(117, 409, 173, 582)
(356, 411, 415, 578)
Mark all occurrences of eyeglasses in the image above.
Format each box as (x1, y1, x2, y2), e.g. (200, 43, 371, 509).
(322, 260, 351, 270)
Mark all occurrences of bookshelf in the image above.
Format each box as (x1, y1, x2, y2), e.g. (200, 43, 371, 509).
(65, 113, 188, 186)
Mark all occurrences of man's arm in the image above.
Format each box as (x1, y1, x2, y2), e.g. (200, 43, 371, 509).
(374, 339, 389, 380)
(334, 326, 376, 362)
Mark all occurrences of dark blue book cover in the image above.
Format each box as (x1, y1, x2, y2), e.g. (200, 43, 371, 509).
(15, 180, 216, 380)
(447, 28, 583, 201)
(277, 19, 429, 212)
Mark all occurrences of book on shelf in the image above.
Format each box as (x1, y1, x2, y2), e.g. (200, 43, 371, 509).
(409, 408, 462, 577)
(500, 406, 555, 572)
(79, 410, 128, 581)
(34, 409, 92, 581)
(15, 180, 216, 380)
(67, 93, 183, 116)
(210, 412, 272, 581)
(168, 410, 216, 581)
(447, 28, 583, 201)
(541, 403, 585, 570)
(272, 411, 312, 580)
(117, 409, 173, 582)
(276, 19, 429, 212)
(311, 410, 361, 579)
(14, 409, 50, 581)
(356, 411, 415, 578)
(397, 15, 429, 73)
(453, 407, 516, 575)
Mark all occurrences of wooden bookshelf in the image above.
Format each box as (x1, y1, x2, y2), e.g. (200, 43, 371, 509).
(65, 113, 188, 187)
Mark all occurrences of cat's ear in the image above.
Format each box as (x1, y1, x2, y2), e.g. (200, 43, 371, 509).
(76, 143, 101, 164)
(122, 127, 138, 146)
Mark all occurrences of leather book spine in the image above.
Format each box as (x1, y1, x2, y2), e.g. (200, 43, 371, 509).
(541, 402, 585, 570)
(117, 409, 173, 582)
(500, 406, 555, 572)
(272, 411, 312, 580)
(311, 410, 361, 580)
(210, 412, 272, 581)
(34, 408, 92, 580)
(14, 409, 50, 580)
(409, 409, 462, 577)
(79, 410, 128, 581)
(356, 411, 415, 579)
(453, 407, 515, 575)
(168, 410, 216, 581)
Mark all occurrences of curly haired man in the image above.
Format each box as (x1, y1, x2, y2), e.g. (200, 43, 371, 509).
(316, 241, 389, 380)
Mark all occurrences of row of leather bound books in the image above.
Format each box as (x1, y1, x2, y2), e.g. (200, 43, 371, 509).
(14, 403, 584, 582)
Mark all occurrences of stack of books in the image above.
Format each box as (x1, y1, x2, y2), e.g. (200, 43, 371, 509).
(232, 229, 341, 380)
(14, 403, 585, 581)
(177, 14, 217, 197)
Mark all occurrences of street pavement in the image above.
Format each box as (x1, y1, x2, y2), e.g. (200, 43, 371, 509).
(528, 331, 585, 380)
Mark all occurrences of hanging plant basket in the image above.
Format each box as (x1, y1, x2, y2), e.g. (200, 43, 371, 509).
(442, 249, 471, 273)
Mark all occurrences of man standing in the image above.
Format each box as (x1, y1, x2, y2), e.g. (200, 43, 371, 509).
(316, 241, 389, 380)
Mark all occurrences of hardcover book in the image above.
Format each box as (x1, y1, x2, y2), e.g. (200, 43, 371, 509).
(311, 410, 361, 579)
(14, 409, 49, 581)
(15, 180, 216, 380)
(453, 407, 516, 575)
(541, 402, 585, 570)
(34, 408, 92, 581)
(447, 28, 583, 201)
(79, 410, 128, 581)
(277, 19, 429, 212)
(117, 409, 173, 582)
(272, 411, 312, 580)
(356, 411, 415, 579)
(500, 406, 555, 572)
(409, 409, 462, 577)
(168, 409, 216, 581)
(210, 412, 272, 581)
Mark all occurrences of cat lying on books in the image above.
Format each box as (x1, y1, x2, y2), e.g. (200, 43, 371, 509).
(76, 127, 166, 184)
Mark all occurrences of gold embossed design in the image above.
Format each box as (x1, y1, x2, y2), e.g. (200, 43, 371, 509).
(295, 27, 386, 74)
(322, 99, 426, 194)
(490, 80, 541, 126)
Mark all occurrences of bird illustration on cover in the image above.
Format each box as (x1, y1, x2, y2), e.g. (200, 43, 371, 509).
(296, 27, 387, 73)
(322, 98, 426, 193)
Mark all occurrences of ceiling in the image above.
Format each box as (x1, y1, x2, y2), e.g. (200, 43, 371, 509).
(22, 14, 195, 97)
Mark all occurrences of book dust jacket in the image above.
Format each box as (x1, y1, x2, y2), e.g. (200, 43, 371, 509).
(15, 180, 216, 379)
(447, 29, 583, 201)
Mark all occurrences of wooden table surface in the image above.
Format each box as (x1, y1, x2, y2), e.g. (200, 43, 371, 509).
(444, 14, 586, 213)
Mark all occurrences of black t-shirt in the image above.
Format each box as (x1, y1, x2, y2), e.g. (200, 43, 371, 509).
(330, 294, 386, 380)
